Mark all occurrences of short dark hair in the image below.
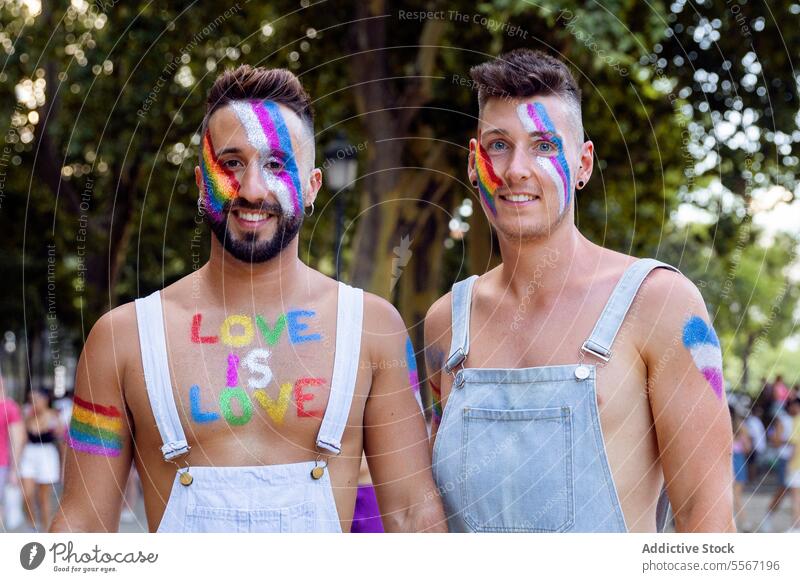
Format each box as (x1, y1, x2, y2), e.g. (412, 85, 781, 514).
(469, 49, 583, 138)
(201, 65, 315, 140)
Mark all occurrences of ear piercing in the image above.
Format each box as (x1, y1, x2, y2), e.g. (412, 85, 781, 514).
(471, 180, 478, 187)
(577, 180, 585, 189)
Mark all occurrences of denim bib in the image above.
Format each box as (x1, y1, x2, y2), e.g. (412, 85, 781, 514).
(134, 282, 363, 533)
(432, 259, 677, 532)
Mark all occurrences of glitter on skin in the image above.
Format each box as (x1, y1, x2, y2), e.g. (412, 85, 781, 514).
(200, 131, 240, 220)
(516, 102, 572, 214)
(682, 315, 724, 400)
(475, 143, 501, 216)
(229, 100, 303, 217)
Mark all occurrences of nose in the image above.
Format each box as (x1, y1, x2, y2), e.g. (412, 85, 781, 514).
(503, 145, 532, 185)
(236, 158, 271, 206)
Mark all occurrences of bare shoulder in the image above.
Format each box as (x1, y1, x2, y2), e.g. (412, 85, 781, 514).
(637, 266, 707, 321)
(84, 301, 139, 361)
(424, 289, 452, 348)
(362, 291, 406, 336)
(633, 265, 712, 356)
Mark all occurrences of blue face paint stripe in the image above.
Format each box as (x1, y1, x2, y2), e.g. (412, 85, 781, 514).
(533, 103, 572, 207)
(682, 315, 720, 348)
(263, 100, 304, 210)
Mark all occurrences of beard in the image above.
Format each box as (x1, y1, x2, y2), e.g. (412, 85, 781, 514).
(494, 198, 570, 243)
(203, 198, 303, 263)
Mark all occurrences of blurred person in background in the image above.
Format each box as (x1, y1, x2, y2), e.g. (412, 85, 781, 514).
(0, 369, 25, 530)
(785, 397, 800, 533)
(730, 407, 751, 530)
(759, 399, 796, 532)
(772, 375, 790, 416)
(745, 406, 767, 484)
(19, 389, 63, 531)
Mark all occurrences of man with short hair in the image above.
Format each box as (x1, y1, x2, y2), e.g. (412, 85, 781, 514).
(425, 49, 734, 532)
(52, 65, 445, 533)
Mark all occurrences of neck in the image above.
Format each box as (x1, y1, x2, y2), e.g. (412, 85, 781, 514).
(195, 235, 308, 305)
(496, 218, 599, 301)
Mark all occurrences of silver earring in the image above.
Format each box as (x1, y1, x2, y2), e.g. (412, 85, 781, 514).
(304, 202, 315, 217)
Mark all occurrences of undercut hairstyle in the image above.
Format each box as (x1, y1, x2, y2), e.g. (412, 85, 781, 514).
(200, 65, 315, 157)
(469, 49, 584, 141)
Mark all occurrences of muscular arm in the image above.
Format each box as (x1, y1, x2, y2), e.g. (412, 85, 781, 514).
(50, 307, 136, 532)
(642, 272, 735, 532)
(362, 295, 446, 532)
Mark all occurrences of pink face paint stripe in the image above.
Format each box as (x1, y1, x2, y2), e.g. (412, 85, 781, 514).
(67, 436, 121, 457)
(251, 101, 303, 215)
(525, 104, 571, 203)
(702, 368, 724, 400)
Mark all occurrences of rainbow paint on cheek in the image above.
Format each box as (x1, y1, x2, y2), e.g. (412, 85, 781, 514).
(200, 131, 240, 220)
(516, 102, 572, 214)
(230, 100, 304, 217)
(67, 396, 123, 457)
(475, 143, 501, 216)
(682, 315, 724, 400)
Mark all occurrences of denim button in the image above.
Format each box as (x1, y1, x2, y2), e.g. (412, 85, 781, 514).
(574, 365, 590, 380)
(454, 370, 465, 389)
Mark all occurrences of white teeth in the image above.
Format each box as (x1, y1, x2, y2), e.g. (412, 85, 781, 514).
(505, 194, 536, 202)
(239, 212, 269, 221)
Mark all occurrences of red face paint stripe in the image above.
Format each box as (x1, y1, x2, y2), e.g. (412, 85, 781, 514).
(72, 396, 122, 418)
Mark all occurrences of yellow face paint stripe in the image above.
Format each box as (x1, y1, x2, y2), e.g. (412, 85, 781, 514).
(72, 405, 123, 432)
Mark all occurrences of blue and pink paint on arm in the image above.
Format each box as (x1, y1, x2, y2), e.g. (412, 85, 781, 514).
(682, 315, 724, 400)
(200, 99, 303, 219)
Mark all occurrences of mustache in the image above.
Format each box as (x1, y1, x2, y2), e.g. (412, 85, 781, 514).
(226, 199, 285, 215)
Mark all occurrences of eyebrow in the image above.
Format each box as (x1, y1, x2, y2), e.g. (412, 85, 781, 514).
(216, 146, 290, 158)
(482, 128, 561, 140)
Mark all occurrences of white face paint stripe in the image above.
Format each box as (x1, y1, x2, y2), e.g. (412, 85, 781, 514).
(230, 101, 270, 151)
(689, 343, 723, 371)
(516, 103, 537, 133)
(229, 101, 295, 216)
(536, 157, 565, 215)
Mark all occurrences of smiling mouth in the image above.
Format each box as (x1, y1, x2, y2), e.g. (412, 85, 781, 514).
(498, 193, 540, 203)
(231, 208, 278, 227)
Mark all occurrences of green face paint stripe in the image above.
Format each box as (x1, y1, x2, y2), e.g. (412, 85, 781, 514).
(69, 419, 122, 444)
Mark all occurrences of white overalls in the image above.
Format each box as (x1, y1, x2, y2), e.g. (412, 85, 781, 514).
(134, 282, 363, 533)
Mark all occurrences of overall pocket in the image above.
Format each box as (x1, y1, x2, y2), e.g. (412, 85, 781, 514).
(185, 501, 316, 533)
(461, 406, 574, 532)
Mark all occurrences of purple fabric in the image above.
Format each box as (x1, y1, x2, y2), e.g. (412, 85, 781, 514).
(351, 484, 384, 533)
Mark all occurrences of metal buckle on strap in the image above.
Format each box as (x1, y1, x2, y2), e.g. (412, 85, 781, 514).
(445, 348, 466, 377)
(161, 441, 191, 461)
(580, 341, 611, 363)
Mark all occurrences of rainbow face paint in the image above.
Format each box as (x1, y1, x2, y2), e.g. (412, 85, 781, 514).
(200, 131, 240, 220)
(67, 396, 123, 457)
(229, 100, 303, 217)
(682, 316, 724, 400)
(475, 143, 501, 216)
(516, 102, 572, 214)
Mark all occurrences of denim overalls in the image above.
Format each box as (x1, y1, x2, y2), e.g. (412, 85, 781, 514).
(432, 258, 678, 532)
(134, 282, 363, 533)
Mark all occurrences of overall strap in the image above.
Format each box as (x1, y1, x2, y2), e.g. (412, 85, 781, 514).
(316, 282, 364, 454)
(444, 275, 479, 374)
(134, 291, 190, 461)
(581, 258, 680, 362)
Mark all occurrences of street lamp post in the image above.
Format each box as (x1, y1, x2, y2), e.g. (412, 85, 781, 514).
(323, 133, 358, 281)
